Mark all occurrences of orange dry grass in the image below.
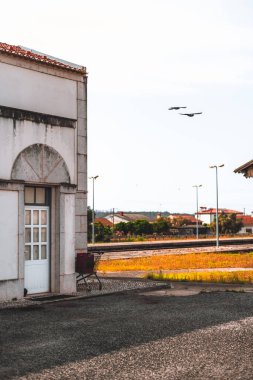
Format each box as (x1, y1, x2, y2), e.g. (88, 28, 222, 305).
(147, 270, 253, 284)
(98, 252, 253, 272)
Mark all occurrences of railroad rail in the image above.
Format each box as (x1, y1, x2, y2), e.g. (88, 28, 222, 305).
(88, 237, 253, 254)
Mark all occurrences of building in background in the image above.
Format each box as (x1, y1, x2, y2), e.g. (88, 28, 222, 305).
(105, 212, 153, 224)
(0, 43, 87, 301)
(168, 214, 202, 226)
(234, 160, 253, 234)
(95, 218, 113, 227)
(236, 215, 253, 234)
(196, 207, 243, 225)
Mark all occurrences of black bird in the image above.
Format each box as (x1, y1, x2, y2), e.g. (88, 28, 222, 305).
(168, 106, 187, 110)
(179, 112, 202, 117)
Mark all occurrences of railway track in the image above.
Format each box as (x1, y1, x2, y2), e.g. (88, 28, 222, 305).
(88, 237, 253, 254)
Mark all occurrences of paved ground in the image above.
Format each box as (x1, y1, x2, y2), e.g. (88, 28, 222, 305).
(1, 280, 253, 379)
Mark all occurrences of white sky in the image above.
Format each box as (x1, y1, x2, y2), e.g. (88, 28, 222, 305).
(1, 0, 253, 214)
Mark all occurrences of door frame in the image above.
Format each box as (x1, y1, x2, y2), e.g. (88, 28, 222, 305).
(24, 186, 51, 294)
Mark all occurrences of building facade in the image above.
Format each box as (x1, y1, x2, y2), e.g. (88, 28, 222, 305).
(0, 43, 87, 301)
(196, 207, 243, 225)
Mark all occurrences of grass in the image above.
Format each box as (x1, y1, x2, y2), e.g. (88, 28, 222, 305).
(98, 252, 253, 284)
(98, 252, 253, 272)
(146, 270, 253, 284)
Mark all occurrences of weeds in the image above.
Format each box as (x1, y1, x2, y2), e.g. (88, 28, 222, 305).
(98, 252, 253, 272)
(145, 270, 253, 284)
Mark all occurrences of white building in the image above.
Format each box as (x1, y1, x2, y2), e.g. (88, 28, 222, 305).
(196, 207, 243, 225)
(105, 212, 152, 224)
(0, 43, 87, 301)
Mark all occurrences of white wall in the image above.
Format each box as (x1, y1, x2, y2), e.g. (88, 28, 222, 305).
(197, 214, 211, 224)
(105, 215, 128, 224)
(0, 62, 77, 119)
(0, 118, 76, 183)
(0, 190, 18, 280)
(63, 194, 75, 274)
(238, 227, 253, 234)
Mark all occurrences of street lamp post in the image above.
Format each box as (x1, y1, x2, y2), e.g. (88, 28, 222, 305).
(192, 184, 202, 239)
(209, 164, 224, 248)
(89, 175, 99, 244)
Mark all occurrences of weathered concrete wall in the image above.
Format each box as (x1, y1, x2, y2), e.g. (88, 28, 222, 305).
(12, 144, 70, 184)
(0, 117, 76, 183)
(59, 186, 76, 293)
(0, 62, 77, 119)
(0, 190, 19, 280)
(0, 51, 87, 299)
(0, 182, 24, 301)
(76, 78, 87, 252)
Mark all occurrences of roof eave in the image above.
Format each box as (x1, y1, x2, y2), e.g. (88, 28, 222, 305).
(0, 43, 87, 75)
(234, 159, 253, 175)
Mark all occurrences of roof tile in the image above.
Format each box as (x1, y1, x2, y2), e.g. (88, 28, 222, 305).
(0, 42, 86, 74)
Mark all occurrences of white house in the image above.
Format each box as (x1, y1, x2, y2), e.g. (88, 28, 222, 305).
(196, 207, 243, 225)
(105, 212, 152, 224)
(236, 215, 253, 234)
(0, 43, 87, 301)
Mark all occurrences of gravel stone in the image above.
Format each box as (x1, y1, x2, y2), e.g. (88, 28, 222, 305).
(0, 278, 166, 309)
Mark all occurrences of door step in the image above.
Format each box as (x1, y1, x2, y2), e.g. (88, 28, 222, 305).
(29, 294, 76, 302)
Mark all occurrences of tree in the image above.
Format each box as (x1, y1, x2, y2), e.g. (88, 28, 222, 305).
(172, 217, 192, 227)
(132, 220, 153, 235)
(114, 222, 129, 235)
(114, 220, 153, 236)
(153, 218, 171, 234)
(210, 213, 243, 234)
(87, 206, 93, 242)
(94, 222, 113, 242)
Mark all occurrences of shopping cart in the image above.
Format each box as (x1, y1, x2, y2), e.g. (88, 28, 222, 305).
(76, 252, 104, 291)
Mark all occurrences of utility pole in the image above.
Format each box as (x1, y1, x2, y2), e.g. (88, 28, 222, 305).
(209, 164, 224, 248)
(192, 185, 202, 239)
(89, 175, 99, 244)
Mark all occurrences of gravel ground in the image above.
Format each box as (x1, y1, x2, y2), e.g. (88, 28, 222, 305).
(100, 244, 253, 260)
(0, 278, 166, 310)
(1, 282, 253, 379)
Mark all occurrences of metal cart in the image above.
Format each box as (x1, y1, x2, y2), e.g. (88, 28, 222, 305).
(76, 252, 104, 291)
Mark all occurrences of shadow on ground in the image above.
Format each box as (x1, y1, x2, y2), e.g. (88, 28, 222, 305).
(1, 287, 253, 378)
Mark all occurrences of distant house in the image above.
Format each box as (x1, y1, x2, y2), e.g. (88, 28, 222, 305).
(234, 160, 253, 233)
(95, 218, 113, 227)
(196, 207, 243, 225)
(237, 215, 253, 234)
(105, 212, 152, 224)
(168, 214, 202, 225)
(234, 159, 253, 178)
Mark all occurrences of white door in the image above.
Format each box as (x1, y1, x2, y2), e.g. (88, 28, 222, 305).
(24, 207, 50, 294)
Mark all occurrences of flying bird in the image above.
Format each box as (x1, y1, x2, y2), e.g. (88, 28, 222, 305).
(168, 106, 187, 110)
(179, 112, 202, 117)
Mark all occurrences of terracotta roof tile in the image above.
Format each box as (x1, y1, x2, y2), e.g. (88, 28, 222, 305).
(198, 208, 243, 215)
(237, 215, 253, 227)
(170, 214, 202, 224)
(0, 42, 86, 74)
(95, 218, 113, 227)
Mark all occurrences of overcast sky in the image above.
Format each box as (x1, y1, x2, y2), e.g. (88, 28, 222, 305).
(1, 0, 253, 214)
